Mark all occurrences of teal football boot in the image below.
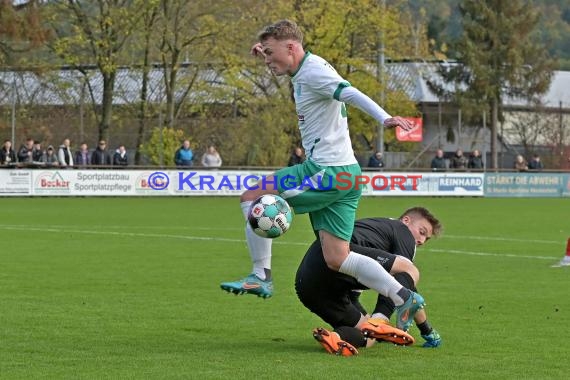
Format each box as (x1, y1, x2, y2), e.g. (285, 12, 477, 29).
(395, 291, 425, 331)
(220, 274, 273, 298)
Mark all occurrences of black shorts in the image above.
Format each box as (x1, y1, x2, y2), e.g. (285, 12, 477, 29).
(295, 241, 371, 328)
(295, 283, 364, 328)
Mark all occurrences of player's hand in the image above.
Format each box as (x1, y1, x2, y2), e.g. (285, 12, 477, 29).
(383, 116, 413, 131)
(250, 43, 265, 58)
(421, 329, 442, 348)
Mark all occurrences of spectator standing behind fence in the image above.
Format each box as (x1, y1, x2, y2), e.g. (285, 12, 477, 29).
(74, 143, 91, 166)
(41, 145, 59, 167)
(91, 140, 112, 166)
(113, 145, 129, 167)
(58, 138, 74, 167)
(430, 149, 447, 171)
(528, 154, 544, 171)
(175, 140, 194, 167)
(201, 145, 222, 167)
(368, 151, 385, 169)
(0, 140, 16, 165)
(32, 141, 43, 162)
(18, 138, 35, 164)
(514, 154, 528, 171)
(449, 148, 468, 170)
(467, 149, 484, 170)
(288, 146, 305, 166)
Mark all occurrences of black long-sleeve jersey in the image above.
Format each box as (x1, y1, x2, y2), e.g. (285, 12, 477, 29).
(351, 217, 416, 262)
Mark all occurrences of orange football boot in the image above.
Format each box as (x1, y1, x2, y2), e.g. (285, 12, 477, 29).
(312, 327, 359, 356)
(360, 318, 415, 346)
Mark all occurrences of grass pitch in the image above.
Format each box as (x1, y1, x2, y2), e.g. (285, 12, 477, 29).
(0, 197, 569, 379)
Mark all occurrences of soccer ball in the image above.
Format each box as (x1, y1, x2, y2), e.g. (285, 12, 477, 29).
(248, 195, 293, 238)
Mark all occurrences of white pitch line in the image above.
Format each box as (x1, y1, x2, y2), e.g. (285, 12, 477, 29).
(1, 224, 566, 245)
(0, 225, 308, 246)
(426, 248, 558, 260)
(0, 223, 244, 232)
(0, 225, 560, 260)
(442, 235, 562, 245)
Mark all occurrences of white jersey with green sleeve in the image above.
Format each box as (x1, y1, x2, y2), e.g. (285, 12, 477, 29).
(290, 52, 357, 166)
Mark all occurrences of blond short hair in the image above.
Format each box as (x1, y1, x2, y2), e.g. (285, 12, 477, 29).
(258, 20, 303, 43)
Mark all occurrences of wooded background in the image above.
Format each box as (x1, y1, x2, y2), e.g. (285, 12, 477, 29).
(0, 0, 567, 167)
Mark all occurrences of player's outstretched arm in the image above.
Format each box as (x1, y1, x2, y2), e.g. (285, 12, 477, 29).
(338, 86, 413, 130)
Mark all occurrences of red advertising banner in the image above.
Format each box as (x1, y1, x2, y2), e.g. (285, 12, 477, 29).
(396, 117, 423, 142)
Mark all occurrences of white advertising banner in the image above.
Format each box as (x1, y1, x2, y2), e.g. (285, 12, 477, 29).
(28, 169, 275, 196)
(359, 172, 485, 197)
(0, 169, 484, 197)
(0, 170, 32, 195)
(32, 170, 136, 196)
(169, 170, 274, 196)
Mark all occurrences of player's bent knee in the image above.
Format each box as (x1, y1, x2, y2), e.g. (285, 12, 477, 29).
(411, 267, 420, 286)
(323, 256, 343, 271)
(392, 257, 420, 286)
(405, 264, 419, 286)
(321, 247, 347, 271)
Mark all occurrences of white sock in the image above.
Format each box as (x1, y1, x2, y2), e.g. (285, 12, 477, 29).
(241, 201, 272, 280)
(240, 201, 253, 220)
(339, 252, 406, 306)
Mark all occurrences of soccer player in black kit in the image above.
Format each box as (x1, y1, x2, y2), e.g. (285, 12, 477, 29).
(295, 207, 443, 356)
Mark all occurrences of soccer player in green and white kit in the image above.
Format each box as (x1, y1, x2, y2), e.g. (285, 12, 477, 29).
(221, 20, 424, 329)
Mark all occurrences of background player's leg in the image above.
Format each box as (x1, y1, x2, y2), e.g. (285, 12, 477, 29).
(334, 326, 367, 348)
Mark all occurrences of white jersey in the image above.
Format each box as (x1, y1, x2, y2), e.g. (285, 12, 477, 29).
(291, 52, 357, 166)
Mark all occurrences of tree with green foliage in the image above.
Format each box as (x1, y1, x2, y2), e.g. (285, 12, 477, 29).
(131, 1, 160, 165)
(47, 0, 146, 142)
(2, 0, 434, 166)
(429, 0, 555, 168)
(418, 0, 570, 69)
(140, 127, 190, 166)
(218, 0, 423, 163)
(155, 0, 226, 129)
(292, 0, 420, 152)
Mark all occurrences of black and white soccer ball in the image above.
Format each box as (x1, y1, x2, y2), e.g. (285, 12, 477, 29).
(248, 195, 293, 238)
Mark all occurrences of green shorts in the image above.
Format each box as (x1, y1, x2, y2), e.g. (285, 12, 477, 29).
(274, 160, 362, 241)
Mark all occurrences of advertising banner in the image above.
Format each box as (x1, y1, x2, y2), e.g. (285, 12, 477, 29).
(360, 172, 484, 197)
(485, 173, 565, 197)
(32, 170, 135, 196)
(1, 169, 567, 198)
(562, 174, 570, 197)
(0, 170, 32, 195)
(168, 170, 273, 196)
(28, 169, 276, 196)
